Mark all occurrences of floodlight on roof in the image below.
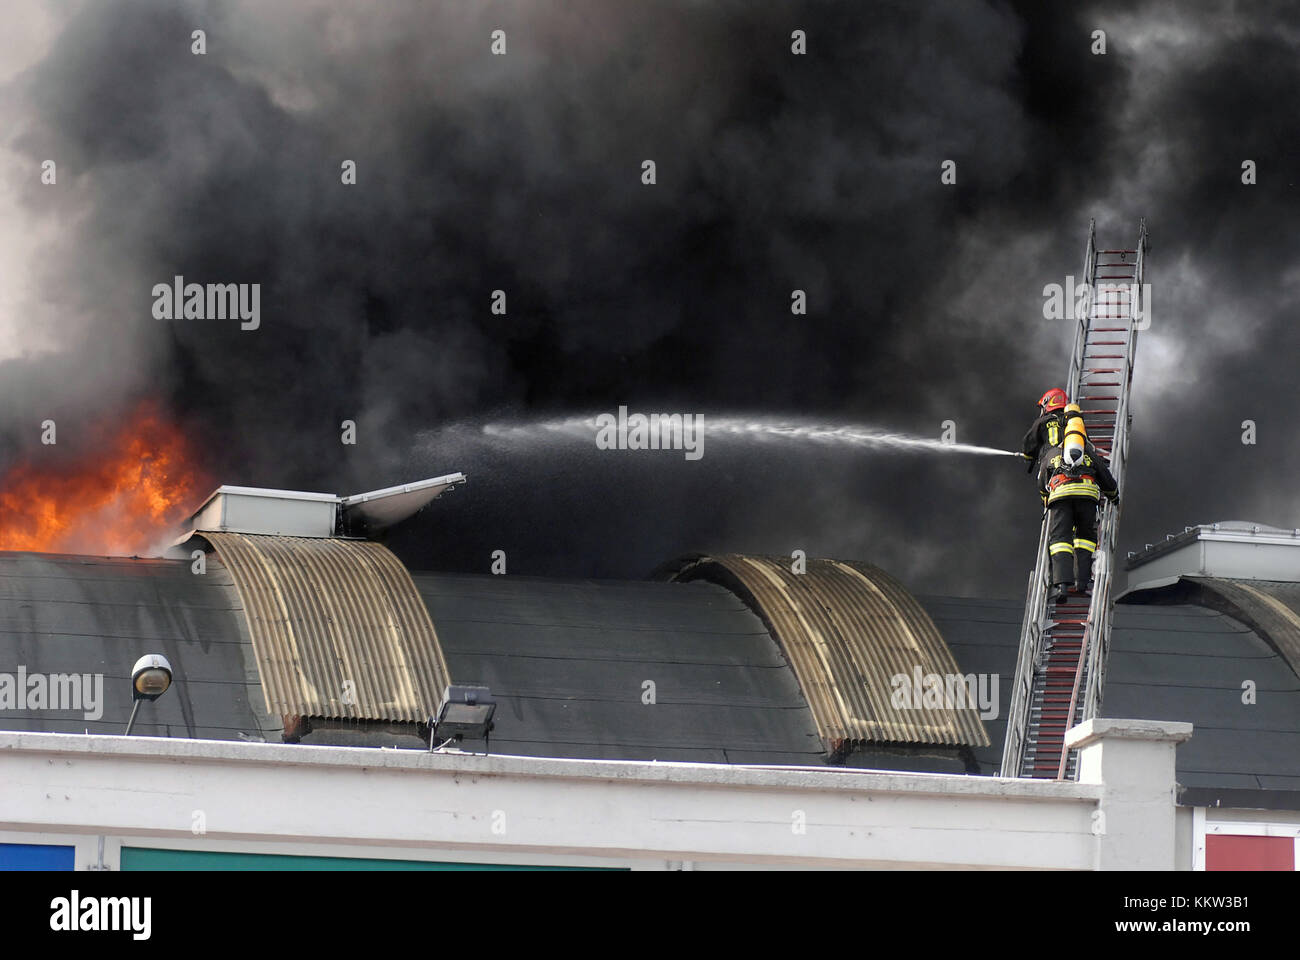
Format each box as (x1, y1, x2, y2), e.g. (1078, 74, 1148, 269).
(428, 685, 496, 755)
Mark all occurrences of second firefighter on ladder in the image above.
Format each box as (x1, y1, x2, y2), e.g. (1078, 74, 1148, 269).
(1024, 389, 1120, 604)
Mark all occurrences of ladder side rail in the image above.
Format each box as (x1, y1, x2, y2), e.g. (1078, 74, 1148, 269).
(1083, 504, 1116, 717)
(1066, 220, 1098, 397)
(1002, 520, 1053, 775)
(1057, 618, 1091, 779)
(1059, 222, 1106, 748)
(1083, 364, 1128, 717)
(1083, 223, 1146, 720)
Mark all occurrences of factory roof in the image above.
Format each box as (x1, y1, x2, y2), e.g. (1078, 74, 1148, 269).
(1, 548, 1299, 796)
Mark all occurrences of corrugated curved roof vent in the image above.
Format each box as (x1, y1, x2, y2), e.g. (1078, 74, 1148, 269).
(657, 553, 990, 752)
(201, 532, 451, 727)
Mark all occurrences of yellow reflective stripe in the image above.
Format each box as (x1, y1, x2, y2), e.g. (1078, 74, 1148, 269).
(1047, 483, 1101, 503)
(1049, 543, 1075, 555)
(1074, 539, 1097, 552)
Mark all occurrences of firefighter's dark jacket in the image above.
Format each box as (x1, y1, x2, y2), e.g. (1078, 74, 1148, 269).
(1037, 443, 1119, 505)
(1021, 411, 1068, 468)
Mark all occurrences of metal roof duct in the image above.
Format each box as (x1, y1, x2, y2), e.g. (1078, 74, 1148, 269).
(178, 474, 467, 541)
(660, 554, 990, 751)
(202, 532, 450, 723)
(184, 486, 339, 538)
(339, 474, 466, 536)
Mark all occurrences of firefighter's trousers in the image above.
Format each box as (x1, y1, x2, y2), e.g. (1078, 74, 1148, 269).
(1048, 496, 1098, 588)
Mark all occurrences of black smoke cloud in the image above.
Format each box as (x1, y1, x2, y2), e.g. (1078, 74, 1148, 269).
(2, 0, 1298, 597)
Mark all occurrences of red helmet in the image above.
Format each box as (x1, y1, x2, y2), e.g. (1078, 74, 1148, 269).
(1037, 388, 1068, 412)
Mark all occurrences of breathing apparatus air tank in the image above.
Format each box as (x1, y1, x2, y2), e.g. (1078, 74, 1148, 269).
(1062, 402, 1087, 468)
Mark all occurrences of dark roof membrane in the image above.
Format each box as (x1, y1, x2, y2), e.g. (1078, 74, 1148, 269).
(1122, 576, 1300, 682)
(2, 552, 1299, 795)
(0, 552, 273, 740)
(413, 572, 824, 764)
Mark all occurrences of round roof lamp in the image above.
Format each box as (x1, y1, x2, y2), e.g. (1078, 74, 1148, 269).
(125, 654, 173, 735)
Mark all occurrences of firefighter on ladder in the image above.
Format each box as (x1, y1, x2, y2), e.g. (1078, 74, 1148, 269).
(1037, 421, 1120, 604)
(1020, 388, 1070, 473)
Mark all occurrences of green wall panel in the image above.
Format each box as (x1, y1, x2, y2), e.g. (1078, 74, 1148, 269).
(120, 847, 619, 871)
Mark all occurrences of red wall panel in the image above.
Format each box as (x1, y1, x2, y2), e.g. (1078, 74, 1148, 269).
(1206, 834, 1294, 871)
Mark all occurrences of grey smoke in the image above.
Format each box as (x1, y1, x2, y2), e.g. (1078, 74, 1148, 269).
(2, 0, 1299, 597)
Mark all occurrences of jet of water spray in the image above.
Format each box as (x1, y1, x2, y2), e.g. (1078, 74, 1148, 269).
(683, 417, 1019, 457)
(478, 414, 1020, 458)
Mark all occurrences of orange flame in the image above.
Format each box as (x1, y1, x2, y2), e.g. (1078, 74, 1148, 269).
(0, 402, 209, 557)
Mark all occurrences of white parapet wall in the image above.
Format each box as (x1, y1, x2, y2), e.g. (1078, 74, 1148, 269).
(0, 722, 1193, 870)
(1067, 718, 1193, 870)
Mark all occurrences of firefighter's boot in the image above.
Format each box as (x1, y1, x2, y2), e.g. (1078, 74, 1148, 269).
(1049, 542, 1074, 604)
(1074, 541, 1095, 595)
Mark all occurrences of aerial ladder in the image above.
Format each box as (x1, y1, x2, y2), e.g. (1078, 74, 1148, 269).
(1002, 219, 1149, 779)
